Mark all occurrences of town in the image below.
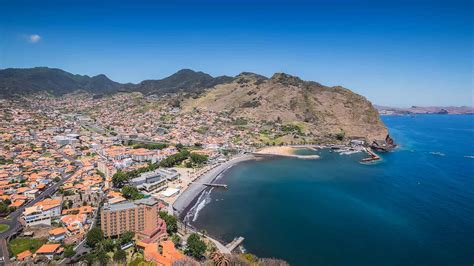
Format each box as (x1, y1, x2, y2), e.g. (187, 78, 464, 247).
(0, 94, 294, 265)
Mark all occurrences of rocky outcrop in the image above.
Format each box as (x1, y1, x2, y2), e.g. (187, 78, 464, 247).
(184, 72, 391, 144)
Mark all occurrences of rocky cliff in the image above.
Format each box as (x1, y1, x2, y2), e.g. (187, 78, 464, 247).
(183, 72, 389, 144)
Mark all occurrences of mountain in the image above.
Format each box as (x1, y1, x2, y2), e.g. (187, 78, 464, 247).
(375, 105, 474, 115)
(0, 67, 392, 145)
(128, 69, 233, 95)
(183, 72, 391, 144)
(0, 67, 121, 97)
(0, 67, 233, 98)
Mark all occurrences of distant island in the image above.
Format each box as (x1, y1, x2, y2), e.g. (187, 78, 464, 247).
(376, 105, 474, 115)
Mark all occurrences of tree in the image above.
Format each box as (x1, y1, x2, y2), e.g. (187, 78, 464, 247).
(96, 249, 110, 265)
(185, 233, 206, 259)
(335, 130, 345, 141)
(0, 201, 9, 214)
(100, 238, 115, 252)
(119, 231, 135, 245)
(81, 252, 96, 265)
(113, 249, 127, 263)
(171, 234, 181, 247)
(175, 143, 184, 151)
(121, 186, 144, 200)
(190, 153, 208, 165)
(63, 245, 75, 258)
(86, 227, 103, 248)
(112, 171, 128, 188)
(159, 211, 177, 234)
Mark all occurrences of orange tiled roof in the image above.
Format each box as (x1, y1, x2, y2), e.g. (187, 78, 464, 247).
(16, 250, 32, 261)
(143, 240, 186, 266)
(49, 227, 67, 235)
(34, 198, 61, 211)
(9, 200, 25, 207)
(36, 243, 61, 254)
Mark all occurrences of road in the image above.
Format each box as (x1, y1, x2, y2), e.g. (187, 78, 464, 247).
(0, 157, 82, 265)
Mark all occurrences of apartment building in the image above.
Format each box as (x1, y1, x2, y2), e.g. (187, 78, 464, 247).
(22, 198, 62, 226)
(100, 198, 166, 237)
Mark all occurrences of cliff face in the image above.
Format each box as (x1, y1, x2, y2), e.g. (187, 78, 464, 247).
(183, 72, 389, 144)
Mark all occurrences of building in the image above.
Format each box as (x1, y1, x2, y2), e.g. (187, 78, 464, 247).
(49, 227, 67, 242)
(22, 198, 61, 226)
(16, 250, 32, 261)
(35, 243, 63, 259)
(101, 198, 167, 237)
(139, 240, 187, 266)
(131, 169, 179, 192)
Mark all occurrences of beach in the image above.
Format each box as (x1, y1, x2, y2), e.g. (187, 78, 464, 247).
(254, 146, 320, 159)
(172, 154, 256, 216)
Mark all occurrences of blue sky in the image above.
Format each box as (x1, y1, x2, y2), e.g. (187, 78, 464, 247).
(0, 0, 472, 107)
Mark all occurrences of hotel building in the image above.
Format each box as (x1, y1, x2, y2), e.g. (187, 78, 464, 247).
(100, 198, 166, 237)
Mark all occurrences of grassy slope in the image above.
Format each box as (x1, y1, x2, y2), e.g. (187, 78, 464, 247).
(8, 237, 48, 256)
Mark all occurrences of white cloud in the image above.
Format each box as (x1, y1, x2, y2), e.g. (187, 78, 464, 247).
(29, 34, 41, 43)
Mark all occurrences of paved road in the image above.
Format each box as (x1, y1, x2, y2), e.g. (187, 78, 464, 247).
(0, 159, 82, 265)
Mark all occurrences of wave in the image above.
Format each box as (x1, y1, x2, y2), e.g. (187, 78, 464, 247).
(464, 155, 474, 159)
(184, 187, 214, 224)
(429, 151, 445, 156)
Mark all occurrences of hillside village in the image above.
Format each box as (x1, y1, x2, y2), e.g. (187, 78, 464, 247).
(0, 94, 294, 265)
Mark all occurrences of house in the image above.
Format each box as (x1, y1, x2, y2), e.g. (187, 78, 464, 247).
(49, 227, 67, 241)
(139, 240, 186, 266)
(35, 243, 62, 259)
(16, 250, 32, 261)
(24, 189, 39, 199)
(60, 214, 87, 234)
(22, 198, 61, 226)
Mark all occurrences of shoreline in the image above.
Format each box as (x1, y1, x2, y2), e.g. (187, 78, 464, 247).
(172, 153, 256, 217)
(253, 145, 320, 159)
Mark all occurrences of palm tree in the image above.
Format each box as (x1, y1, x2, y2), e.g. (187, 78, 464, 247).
(210, 252, 230, 266)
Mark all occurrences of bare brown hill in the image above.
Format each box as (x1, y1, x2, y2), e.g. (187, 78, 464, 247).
(183, 72, 389, 144)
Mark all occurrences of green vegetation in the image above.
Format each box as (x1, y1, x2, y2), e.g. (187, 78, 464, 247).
(232, 117, 248, 126)
(0, 157, 13, 165)
(185, 233, 206, 259)
(190, 153, 208, 166)
(132, 142, 168, 150)
(119, 231, 135, 245)
(121, 186, 144, 200)
(128, 257, 155, 266)
(281, 123, 303, 134)
(0, 224, 9, 233)
(158, 211, 178, 234)
(171, 234, 181, 247)
(8, 237, 47, 256)
(86, 226, 103, 248)
(159, 150, 190, 167)
(112, 163, 159, 188)
(193, 126, 209, 134)
(335, 130, 345, 141)
(63, 244, 76, 258)
(113, 249, 127, 263)
(0, 200, 15, 216)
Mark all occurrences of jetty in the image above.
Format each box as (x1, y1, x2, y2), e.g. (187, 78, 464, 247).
(226, 236, 245, 252)
(191, 182, 228, 189)
(361, 147, 380, 162)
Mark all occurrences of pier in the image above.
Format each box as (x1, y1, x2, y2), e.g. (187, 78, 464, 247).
(226, 236, 245, 252)
(191, 182, 228, 189)
(361, 147, 380, 162)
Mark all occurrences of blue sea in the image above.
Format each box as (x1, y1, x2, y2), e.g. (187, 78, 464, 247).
(190, 115, 474, 266)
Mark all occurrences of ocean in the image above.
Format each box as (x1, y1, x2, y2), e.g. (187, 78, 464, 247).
(189, 115, 474, 266)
